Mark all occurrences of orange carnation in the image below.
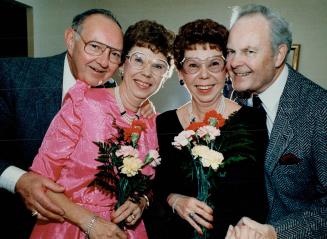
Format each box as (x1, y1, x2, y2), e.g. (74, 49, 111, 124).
(204, 110, 225, 128)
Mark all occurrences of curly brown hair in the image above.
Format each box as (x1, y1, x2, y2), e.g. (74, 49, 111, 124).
(122, 20, 175, 69)
(174, 19, 229, 70)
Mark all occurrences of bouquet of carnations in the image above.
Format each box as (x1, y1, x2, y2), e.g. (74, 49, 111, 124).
(172, 110, 225, 209)
(89, 119, 160, 227)
(172, 110, 254, 238)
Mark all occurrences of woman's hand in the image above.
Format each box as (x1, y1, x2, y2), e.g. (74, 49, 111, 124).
(82, 215, 127, 239)
(111, 197, 147, 226)
(139, 99, 156, 118)
(167, 194, 214, 236)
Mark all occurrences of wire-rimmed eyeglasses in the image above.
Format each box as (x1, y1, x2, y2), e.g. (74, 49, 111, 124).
(74, 30, 122, 65)
(181, 55, 225, 74)
(126, 51, 169, 77)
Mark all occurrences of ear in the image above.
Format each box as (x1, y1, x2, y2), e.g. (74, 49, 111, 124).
(65, 28, 75, 55)
(274, 44, 288, 68)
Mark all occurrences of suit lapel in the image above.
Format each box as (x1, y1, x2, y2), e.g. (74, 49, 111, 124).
(266, 104, 294, 175)
(265, 66, 299, 175)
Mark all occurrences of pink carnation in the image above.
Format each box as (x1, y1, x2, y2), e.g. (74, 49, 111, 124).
(148, 149, 161, 167)
(172, 130, 195, 149)
(116, 145, 139, 158)
(196, 125, 220, 140)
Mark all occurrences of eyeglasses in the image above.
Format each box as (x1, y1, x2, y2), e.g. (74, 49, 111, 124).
(74, 30, 122, 64)
(181, 55, 225, 74)
(126, 51, 169, 77)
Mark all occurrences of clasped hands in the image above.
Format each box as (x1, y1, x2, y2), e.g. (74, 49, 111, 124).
(167, 193, 214, 236)
(80, 198, 146, 239)
(225, 217, 277, 239)
(167, 194, 277, 239)
(111, 196, 148, 226)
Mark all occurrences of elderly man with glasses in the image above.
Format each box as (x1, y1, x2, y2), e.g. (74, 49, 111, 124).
(0, 8, 131, 239)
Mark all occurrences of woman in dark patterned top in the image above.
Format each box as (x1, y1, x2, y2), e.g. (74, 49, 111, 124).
(144, 19, 268, 239)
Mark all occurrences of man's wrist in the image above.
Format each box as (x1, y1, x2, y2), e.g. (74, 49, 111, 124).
(0, 166, 26, 193)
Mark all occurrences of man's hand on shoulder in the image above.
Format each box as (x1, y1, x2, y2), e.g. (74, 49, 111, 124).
(139, 99, 156, 118)
(16, 171, 65, 222)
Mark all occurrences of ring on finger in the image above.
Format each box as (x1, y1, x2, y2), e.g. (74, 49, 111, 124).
(130, 214, 136, 220)
(189, 212, 195, 219)
(31, 210, 39, 217)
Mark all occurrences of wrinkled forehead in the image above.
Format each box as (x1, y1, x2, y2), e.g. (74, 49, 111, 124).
(228, 15, 271, 48)
(81, 15, 123, 49)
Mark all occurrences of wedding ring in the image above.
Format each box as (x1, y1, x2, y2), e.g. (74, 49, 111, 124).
(189, 212, 195, 218)
(130, 214, 136, 220)
(31, 210, 39, 217)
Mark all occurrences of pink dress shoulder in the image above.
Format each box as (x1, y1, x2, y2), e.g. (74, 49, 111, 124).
(30, 80, 157, 239)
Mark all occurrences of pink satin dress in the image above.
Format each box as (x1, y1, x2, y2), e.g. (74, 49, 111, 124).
(29, 80, 157, 239)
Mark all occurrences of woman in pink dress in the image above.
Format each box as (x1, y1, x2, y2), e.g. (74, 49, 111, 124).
(29, 19, 174, 239)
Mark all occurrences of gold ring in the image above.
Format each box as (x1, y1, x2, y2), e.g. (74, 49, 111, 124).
(31, 210, 39, 217)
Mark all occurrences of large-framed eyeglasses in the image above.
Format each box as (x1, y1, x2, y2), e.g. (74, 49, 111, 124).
(126, 51, 169, 77)
(181, 55, 225, 74)
(74, 30, 122, 65)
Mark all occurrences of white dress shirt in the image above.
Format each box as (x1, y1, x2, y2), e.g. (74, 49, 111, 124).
(255, 65, 288, 136)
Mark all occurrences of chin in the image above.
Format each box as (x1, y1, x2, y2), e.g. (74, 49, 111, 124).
(232, 83, 246, 92)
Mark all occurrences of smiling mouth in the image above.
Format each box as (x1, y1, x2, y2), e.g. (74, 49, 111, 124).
(235, 72, 250, 77)
(135, 79, 151, 88)
(90, 66, 106, 73)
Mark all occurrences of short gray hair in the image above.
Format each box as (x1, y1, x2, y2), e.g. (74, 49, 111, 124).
(71, 8, 121, 33)
(230, 4, 292, 56)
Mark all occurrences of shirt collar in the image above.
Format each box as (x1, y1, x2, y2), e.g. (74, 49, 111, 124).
(259, 64, 288, 122)
(62, 54, 76, 101)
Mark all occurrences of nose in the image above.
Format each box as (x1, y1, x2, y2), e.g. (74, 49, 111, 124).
(95, 48, 110, 68)
(142, 63, 152, 77)
(199, 63, 209, 79)
(227, 52, 243, 69)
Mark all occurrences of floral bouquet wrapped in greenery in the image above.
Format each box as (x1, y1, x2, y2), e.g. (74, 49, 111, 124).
(89, 119, 161, 228)
(172, 110, 254, 238)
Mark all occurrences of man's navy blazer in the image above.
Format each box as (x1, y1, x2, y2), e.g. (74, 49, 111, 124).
(0, 53, 65, 238)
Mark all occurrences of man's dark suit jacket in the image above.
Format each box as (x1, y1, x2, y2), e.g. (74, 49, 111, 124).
(265, 65, 327, 238)
(0, 53, 65, 238)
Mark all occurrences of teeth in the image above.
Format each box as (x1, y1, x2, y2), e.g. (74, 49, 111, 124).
(235, 72, 249, 76)
(91, 66, 105, 73)
(136, 80, 150, 87)
(196, 85, 212, 90)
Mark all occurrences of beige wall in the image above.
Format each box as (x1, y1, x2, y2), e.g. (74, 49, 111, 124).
(18, 0, 327, 112)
